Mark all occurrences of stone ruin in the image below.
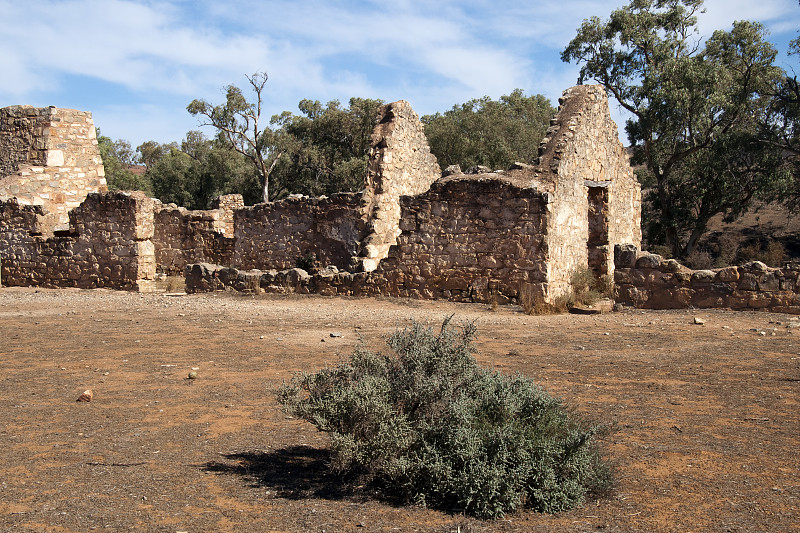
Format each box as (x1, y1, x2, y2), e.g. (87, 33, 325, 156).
(0, 106, 107, 227)
(0, 85, 649, 306)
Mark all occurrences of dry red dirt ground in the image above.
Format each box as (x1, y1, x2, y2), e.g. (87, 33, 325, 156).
(0, 287, 798, 532)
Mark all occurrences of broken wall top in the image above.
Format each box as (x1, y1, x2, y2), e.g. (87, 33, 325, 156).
(0, 105, 107, 225)
(534, 84, 632, 184)
(356, 99, 441, 270)
(432, 84, 634, 194)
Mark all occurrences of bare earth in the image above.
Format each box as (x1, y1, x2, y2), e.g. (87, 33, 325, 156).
(0, 287, 798, 532)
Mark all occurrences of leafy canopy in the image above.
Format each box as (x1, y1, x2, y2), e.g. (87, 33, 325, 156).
(562, 0, 788, 257)
(97, 131, 151, 195)
(270, 97, 383, 198)
(422, 89, 555, 170)
(145, 132, 261, 209)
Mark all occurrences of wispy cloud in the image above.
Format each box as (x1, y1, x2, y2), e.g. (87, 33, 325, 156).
(1, 0, 796, 145)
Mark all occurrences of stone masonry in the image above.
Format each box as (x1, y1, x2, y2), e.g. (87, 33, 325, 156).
(356, 100, 441, 272)
(1, 85, 645, 304)
(184, 85, 643, 306)
(0, 191, 155, 291)
(152, 195, 241, 276)
(233, 193, 364, 272)
(614, 245, 800, 314)
(0, 106, 107, 226)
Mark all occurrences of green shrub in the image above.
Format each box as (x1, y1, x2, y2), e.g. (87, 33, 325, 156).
(295, 252, 317, 272)
(570, 267, 613, 307)
(277, 318, 610, 518)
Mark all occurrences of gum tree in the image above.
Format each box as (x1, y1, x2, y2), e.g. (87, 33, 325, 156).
(422, 89, 556, 170)
(562, 0, 786, 258)
(270, 97, 384, 197)
(188, 72, 283, 203)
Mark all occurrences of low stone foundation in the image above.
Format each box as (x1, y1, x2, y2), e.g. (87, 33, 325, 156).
(614, 245, 800, 314)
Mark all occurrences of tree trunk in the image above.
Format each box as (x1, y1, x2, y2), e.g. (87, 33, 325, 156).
(655, 169, 682, 257)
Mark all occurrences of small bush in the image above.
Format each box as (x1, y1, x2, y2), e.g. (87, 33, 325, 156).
(738, 240, 786, 267)
(570, 267, 612, 307)
(715, 233, 741, 267)
(295, 252, 317, 272)
(278, 319, 610, 518)
(761, 241, 786, 267)
(685, 249, 713, 270)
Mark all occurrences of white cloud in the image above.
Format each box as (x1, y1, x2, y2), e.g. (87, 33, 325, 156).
(699, 0, 800, 38)
(2, 0, 797, 147)
(0, 0, 273, 97)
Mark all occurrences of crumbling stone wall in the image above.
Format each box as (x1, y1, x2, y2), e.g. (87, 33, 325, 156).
(369, 176, 548, 302)
(614, 245, 800, 314)
(233, 193, 364, 272)
(533, 85, 642, 298)
(0, 192, 155, 290)
(184, 86, 643, 305)
(356, 100, 440, 271)
(0, 106, 107, 225)
(152, 195, 241, 275)
(2, 89, 644, 300)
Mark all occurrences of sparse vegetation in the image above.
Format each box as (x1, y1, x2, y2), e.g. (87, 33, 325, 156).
(295, 252, 317, 272)
(685, 249, 714, 270)
(518, 268, 612, 315)
(738, 240, 786, 267)
(277, 318, 611, 518)
(570, 267, 607, 307)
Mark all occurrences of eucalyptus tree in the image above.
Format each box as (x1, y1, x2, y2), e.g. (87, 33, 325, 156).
(422, 89, 556, 170)
(562, 0, 787, 257)
(188, 72, 283, 203)
(270, 97, 384, 197)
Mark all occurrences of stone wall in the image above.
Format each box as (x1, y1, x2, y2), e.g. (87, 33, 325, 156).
(185, 176, 550, 304)
(1, 90, 644, 299)
(614, 245, 800, 314)
(0, 192, 155, 290)
(183, 86, 644, 305)
(356, 100, 441, 271)
(152, 195, 241, 275)
(0, 106, 107, 225)
(233, 193, 364, 272)
(370, 176, 548, 302)
(534, 85, 642, 298)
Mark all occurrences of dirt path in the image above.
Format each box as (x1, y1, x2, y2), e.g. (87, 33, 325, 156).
(0, 287, 798, 532)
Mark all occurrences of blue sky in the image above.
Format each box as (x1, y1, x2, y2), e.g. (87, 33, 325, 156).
(2, 0, 798, 148)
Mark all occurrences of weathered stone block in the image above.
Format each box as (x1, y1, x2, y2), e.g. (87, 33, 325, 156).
(741, 261, 768, 273)
(738, 273, 759, 291)
(660, 259, 681, 272)
(636, 253, 662, 269)
(716, 266, 739, 282)
(691, 270, 715, 283)
(757, 273, 780, 291)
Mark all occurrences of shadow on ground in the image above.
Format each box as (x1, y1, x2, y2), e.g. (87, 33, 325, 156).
(203, 445, 361, 501)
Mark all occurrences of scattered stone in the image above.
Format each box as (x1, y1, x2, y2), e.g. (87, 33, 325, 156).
(693, 317, 705, 325)
(442, 164, 462, 177)
(330, 332, 343, 338)
(188, 371, 198, 379)
(76, 390, 93, 402)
